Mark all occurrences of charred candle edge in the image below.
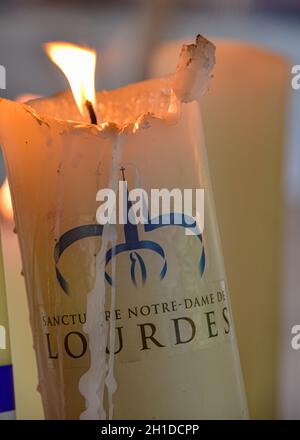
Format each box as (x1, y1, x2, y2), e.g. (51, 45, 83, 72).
(172, 34, 216, 103)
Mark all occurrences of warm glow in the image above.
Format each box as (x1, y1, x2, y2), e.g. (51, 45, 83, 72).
(45, 42, 97, 118)
(0, 178, 13, 221)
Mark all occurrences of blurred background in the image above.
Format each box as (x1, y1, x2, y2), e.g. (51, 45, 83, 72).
(0, 0, 300, 420)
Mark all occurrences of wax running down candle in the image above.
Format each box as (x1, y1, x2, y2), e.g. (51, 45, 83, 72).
(0, 35, 248, 419)
(79, 135, 124, 420)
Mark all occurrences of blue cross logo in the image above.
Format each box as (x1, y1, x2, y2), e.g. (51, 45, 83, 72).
(55, 167, 205, 294)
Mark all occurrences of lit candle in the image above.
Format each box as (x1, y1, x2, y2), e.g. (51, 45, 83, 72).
(0, 35, 248, 419)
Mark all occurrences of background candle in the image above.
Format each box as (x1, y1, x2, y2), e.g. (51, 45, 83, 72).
(0, 90, 45, 420)
(0, 219, 43, 420)
(150, 38, 290, 419)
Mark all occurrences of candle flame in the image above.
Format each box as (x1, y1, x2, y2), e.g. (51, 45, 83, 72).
(45, 42, 97, 118)
(0, 178, 13, 221)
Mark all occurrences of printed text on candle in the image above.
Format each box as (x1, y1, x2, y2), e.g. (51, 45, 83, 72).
(41, 286, 231, 364)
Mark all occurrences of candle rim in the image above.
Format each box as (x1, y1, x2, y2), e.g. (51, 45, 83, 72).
(0, 95, 182, 138)
(25, 76, 182, 134)
(27, 34, 215, 133)
(0, 35, 216, 136)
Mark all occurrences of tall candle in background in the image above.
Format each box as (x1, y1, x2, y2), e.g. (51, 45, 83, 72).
(0, 217, 44, 420)
(150, 39, 289, 419)
(0, 36, 248, 419)
(0, 87, 44, 420)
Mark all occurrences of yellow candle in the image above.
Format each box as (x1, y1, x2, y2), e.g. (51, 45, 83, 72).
(150, 39, 290, 419)
(0, 35, 248, 419)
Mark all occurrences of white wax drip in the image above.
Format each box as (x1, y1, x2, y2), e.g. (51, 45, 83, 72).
(105, 232, 118, 420)
(79, 135, 124, 420)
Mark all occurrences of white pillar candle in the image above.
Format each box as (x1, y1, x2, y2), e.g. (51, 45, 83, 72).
(0, 35, 248, 419)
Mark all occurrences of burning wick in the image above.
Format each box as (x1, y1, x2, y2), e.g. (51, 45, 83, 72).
(85, 99, 98, 125)
(45, 42, 97, 124)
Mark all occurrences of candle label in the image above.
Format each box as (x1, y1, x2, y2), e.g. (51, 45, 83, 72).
(38, 179, 233, 368)
(38, 275, 232, 368)
(35, 178, 234, 368)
